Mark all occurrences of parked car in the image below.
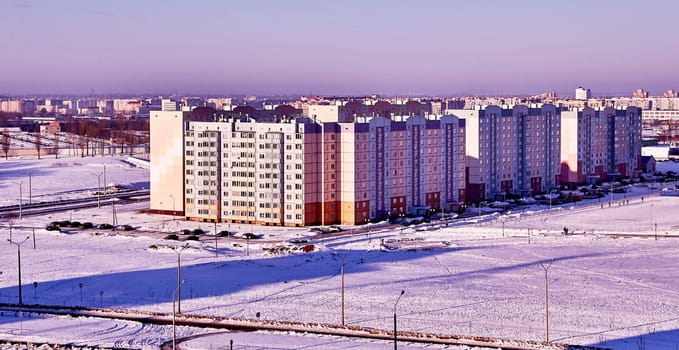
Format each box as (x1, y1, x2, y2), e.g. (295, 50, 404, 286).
(185, 235, 199, 241)
(120, 224, 135, 231)
(97, 223, 114, 230)
(192, 228, 205, 235)
(69, 221, 82, 228)
(164, 234, 179, 240)
(81, 222, 94, 229)
(45, 223, 61, 231)
(216, 230, 232, 237)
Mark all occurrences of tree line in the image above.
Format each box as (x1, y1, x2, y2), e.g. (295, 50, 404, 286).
(1, 117, 149, 159)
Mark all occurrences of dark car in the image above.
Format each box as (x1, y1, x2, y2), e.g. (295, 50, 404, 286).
(45, 223, 61, 231)
(164, 234, 179, 240)
(181, 229, 192, 235)
(120, 224, 135, 231)
(242, 233, 260, 239)
(81, 222, 94, 229)
(192, 228, 205, 235)
(97, 223, 114, 230)
(216, 230, 232, 237)
(69, 221, 82, 228)
(185, 235, 199, 241)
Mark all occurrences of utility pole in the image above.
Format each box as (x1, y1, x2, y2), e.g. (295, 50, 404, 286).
(103, 163, 107, 195)
(539, 260, 554, 343)
(8, 236, 29, 305)
(340, 259, 345, 325)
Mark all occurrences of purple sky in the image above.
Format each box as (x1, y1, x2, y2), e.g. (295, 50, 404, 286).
(1, 0, 677, 96)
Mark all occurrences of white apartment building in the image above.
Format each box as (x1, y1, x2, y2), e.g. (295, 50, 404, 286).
(575, 87, 591, 100)
(183, 117, 321, 226)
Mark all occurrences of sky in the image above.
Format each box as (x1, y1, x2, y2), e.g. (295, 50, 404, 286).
(0, 0, 677, 96)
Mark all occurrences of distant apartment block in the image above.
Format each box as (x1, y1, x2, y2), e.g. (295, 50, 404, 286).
(633, 89, 649, 98)
(642, 109, 679, 122)
(575, 87, 591, 100)
(560, 106, 642, 186)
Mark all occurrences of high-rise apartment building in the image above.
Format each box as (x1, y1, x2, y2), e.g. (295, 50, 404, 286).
(560, 106, 642, 185)
(449, 105, 561, 201)
(151, 107, 467, 226)
(575, 87, 591, 100)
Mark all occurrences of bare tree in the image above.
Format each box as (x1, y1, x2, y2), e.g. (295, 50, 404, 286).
(53, 131, 60, 159)
(2, 128, 10, 160)
(77, 120, 87, 157)
(34, 128, 41, 159)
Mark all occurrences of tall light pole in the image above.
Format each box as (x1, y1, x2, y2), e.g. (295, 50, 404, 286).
(12, 181, 23, 221)
(173, 278, 187, 350)
(103, 163, 107, 195)
(8, 236, 29, 305)
(340, 256, 346, 325)
(393, 290, 405, 350)
(90, 172, 102, 209)
(539, 260, 554, 343)
(651, 203, 654, 234)
(171, 243, 189, 314)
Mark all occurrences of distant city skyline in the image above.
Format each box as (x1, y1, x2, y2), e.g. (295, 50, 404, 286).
(1, 0, 677, 96)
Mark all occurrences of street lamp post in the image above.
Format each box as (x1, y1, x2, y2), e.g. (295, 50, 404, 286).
(173, 279, 187, 350)
(90, 172, 103, 209)
(12, 181, 23, 221)
(8, 236, 29, 305)
(539, 260, 554, 343)
(393, 290, 405, 350)
(340, 257, 345, 325)
(171, 243, 189, 314)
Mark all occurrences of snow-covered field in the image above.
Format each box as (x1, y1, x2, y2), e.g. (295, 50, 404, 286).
(1, 156, 679, 349)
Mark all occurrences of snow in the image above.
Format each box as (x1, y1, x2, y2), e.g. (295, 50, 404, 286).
(1, 156, 679, 349)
